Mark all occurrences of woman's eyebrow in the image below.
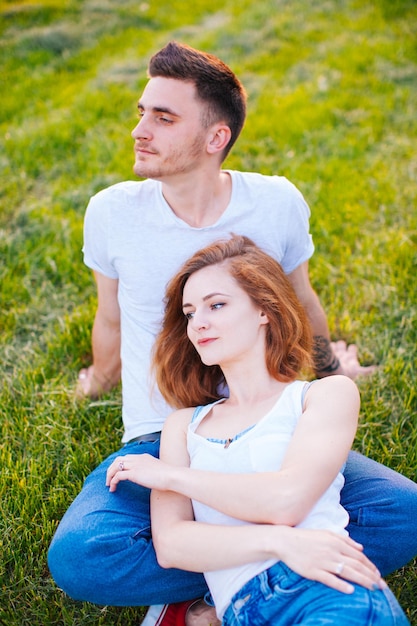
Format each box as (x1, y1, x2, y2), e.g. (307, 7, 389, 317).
(182, 292, 230, 308)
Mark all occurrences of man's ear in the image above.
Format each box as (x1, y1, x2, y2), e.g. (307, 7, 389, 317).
(207, 124, 232, 155)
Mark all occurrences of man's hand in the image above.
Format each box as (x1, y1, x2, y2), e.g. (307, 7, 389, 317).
(331, 340, 377, 380)
(314, 336, 377, 381)
(75, 365, 114, 400)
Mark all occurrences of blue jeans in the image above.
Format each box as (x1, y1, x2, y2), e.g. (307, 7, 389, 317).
(48, 446, 417, 606)
(222, 561, 409, 625)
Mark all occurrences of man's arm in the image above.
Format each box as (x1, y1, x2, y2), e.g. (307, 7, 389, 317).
(287, 262, 376, 379)
(76, 271, 121, 399)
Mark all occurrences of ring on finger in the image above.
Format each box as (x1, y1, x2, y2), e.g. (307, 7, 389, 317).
(118, 461, 125, 471)
(335, 561, 345, 575)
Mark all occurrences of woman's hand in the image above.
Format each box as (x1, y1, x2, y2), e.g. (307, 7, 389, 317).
(106, 454, 168, 492)
(277, 527, 386, 594)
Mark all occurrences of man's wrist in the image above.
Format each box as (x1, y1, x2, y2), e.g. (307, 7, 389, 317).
(89, 366, 118, 394)
(315, 354, 341, 374)
(313, 336, 341, 376)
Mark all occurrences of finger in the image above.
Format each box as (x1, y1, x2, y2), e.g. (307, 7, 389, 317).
(331, 340, 347, 353)
(338, 560, 384, 591)
(346, 344, 359, 356)
(105, 464, 116, 486)
(108, 466, 132, 492)
(344, 536, 364, 552)
(357, 365, 378, 377)
(333, 544, 384, 590)
(75, 367, 92, 397)
(78, 368, 89, 381)
(106, 456, 127, 486)
(77, 369, 88, 388)
(345, 546, 380, 575)
(317, 571, 354, 595)
(327, 540, 381, 584)
(341, 541, 379, 575)
(108, 470, 126, 492)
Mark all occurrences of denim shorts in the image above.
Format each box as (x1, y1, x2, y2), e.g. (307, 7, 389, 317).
(222, 561, 409, 625)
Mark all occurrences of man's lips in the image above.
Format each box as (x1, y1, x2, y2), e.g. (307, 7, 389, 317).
(135, 145, 157, 155)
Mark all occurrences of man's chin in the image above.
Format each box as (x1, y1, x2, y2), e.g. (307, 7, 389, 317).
(133, 165, 160, 180)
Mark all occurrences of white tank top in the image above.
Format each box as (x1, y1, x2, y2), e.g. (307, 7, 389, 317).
(187, 380, 348, 619)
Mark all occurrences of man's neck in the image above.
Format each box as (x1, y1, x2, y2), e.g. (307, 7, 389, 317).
(161, 170, 232, 228)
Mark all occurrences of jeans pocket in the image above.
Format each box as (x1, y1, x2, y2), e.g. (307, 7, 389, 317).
(225, 592, 261, 626)
(268, 562, 314, 595)
(131, 525, 152, 543)
(225, 566, 314, 626)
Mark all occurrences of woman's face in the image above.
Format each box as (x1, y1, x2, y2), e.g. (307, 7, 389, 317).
(182, 263, 269, 368)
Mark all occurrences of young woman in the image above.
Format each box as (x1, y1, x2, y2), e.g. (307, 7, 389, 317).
(106, 235, 409, 625)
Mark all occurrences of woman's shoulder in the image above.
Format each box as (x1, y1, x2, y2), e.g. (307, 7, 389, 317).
(164, 407, 197, 431)
(310, 375, 358, 392)
(305, 375, 360, 406)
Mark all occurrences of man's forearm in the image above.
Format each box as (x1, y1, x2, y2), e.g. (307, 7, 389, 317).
(305, 300, 342, 377)
(90, 317, 121, 391)
(313, 336, 341, 377)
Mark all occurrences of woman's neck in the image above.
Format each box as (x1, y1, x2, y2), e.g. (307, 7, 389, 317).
(222, 362, 287, 409)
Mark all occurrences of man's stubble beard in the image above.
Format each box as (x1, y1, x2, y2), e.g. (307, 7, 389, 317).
(133, 132, 207, 180)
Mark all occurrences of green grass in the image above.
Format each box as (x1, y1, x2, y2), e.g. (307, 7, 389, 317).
(1, 0, 416, 623)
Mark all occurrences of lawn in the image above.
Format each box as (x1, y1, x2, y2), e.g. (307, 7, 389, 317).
(1, 0, 416, 623)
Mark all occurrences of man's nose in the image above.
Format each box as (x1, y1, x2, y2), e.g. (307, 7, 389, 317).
(131, 116, 151, 140)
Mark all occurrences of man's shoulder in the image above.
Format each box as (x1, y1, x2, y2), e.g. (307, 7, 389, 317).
(229, 170, 299, 194)
(91, 178, 157, 201)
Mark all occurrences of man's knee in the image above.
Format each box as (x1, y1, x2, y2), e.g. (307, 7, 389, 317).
(48, 525, 100, 601)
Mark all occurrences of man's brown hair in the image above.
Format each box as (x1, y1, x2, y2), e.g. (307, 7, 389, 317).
(148, 41, 247, 159)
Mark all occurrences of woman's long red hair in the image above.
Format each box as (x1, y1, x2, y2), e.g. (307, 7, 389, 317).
(152, 234, 312, 408)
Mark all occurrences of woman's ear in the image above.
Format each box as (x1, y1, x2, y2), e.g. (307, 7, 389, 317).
(260, 311, 269, 325)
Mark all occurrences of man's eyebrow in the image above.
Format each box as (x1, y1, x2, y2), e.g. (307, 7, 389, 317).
(137, 101, 180, 117)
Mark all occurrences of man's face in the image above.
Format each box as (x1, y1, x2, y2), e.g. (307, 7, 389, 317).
(131, 77, 210, 181)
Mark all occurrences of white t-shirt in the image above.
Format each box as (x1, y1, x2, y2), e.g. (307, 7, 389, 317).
(83, 171, 314, 442)
(188, 381, 348, 620)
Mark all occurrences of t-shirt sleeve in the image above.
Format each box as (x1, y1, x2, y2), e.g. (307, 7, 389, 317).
(280, 179, 314, 274)
(82, 189, 118, 279)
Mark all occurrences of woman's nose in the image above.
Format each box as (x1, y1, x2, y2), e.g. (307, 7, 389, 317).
(191, 313, 208, 331)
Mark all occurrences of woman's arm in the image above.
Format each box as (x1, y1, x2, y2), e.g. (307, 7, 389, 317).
(113, 376, 358, 526)
(106, 406, 383, 594)
(151, 490, 382, 596)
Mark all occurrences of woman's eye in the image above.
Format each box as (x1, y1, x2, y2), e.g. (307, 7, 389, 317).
(185, 312, 194, 320)
(211, 302, 225, 310)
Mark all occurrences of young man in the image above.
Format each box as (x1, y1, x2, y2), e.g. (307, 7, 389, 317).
(48, 42, 417, 626)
